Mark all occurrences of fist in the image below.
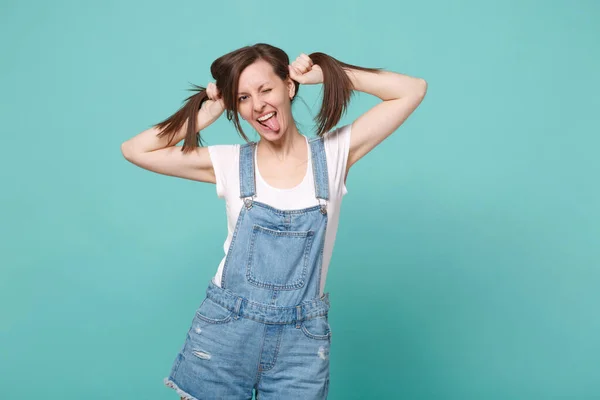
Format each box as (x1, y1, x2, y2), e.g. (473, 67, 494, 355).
(288, 53, 323, 85)
(203, 82, 225, 116)
(206, 82, 221, 101)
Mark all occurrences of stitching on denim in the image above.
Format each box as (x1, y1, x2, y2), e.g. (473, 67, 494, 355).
(302, 231, 315, 289)
(300, 320, 332, 340)
(246, 226, 313, 291)
(195, 312, 234, 324)
(239, 143, 247, 198)
(310, 138, 320, 200)
(206, 296, 329, 324)
(259, 325, 284, 372)
(310, 136, 330, 201)
(251, 200, 322, 215)
(255, 324, 268, 376)
(195, 298, 235, 324)
(316, 216, 328, 297)
(239, 141, 257, 199)
(220, 205, 246, 288)
(210, 293, 328, 312)
(253, 224, 314, 237)
(168, 353, 184, 382)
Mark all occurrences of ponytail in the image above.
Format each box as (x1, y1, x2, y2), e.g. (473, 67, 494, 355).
(308, 53, 381, 137)
(152, 46, 381, 149)
(154, 84, 209, 154)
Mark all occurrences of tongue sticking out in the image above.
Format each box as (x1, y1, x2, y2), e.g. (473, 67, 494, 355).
(262, 114, 280, 132)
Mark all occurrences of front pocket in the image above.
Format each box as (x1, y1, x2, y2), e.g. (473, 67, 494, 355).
(195, 298, 234, 324)
(246, 224, 315, 290)
(300, 315, 332, 340)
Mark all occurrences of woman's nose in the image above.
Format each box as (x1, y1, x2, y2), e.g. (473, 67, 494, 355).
(253, 98, 265, 113)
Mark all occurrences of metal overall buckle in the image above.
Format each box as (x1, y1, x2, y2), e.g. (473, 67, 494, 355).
(243, 196, 255, 210)
(319, 199, 327, 215)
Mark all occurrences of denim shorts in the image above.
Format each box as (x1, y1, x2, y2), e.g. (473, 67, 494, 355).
(164, 281, 332, 399)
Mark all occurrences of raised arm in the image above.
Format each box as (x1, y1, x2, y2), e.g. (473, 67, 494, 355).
(345, 68, 427, 172)
(288, 53, 427, 176)
(121, 90, 225, 183)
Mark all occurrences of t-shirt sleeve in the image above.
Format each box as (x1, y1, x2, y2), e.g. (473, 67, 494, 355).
(323, 124, 352, 196)
(207, 144, 239, 199)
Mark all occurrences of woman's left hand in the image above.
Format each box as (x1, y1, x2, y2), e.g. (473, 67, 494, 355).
(288, 53, 323, 85)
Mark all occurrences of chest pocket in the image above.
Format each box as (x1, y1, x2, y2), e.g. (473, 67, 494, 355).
(246, 224, 315, 290)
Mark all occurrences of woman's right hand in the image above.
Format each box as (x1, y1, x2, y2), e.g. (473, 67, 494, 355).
(206, 82, 221, 101)
(203, 82, 225, 119)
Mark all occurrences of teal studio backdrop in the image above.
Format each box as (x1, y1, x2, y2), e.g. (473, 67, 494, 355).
(1, 0, 599, 399)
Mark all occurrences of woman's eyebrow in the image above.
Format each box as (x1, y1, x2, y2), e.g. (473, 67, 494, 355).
(238, 83, 270, 95)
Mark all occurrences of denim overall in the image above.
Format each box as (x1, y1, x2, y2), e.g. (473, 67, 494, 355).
(165, 136, 333, 400)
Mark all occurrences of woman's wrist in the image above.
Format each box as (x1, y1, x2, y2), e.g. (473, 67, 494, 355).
(197, 99, 225, 130)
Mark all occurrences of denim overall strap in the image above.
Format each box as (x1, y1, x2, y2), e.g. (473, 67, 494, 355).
(239, 142, 257, 204)
(309, 137, 329, 214)
(240, 137, 328, 211)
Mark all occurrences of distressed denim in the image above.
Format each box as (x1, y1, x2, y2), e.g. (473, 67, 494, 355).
(165, 137, 333, 399)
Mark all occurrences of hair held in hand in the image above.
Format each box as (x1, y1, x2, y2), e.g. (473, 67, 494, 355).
(153, 43, 380, 153)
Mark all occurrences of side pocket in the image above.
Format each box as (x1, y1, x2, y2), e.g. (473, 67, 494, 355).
(300, 315, 331, 340)
(195, 298, 234, 324)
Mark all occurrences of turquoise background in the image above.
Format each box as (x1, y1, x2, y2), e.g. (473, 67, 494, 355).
(1, 0, 599, 398)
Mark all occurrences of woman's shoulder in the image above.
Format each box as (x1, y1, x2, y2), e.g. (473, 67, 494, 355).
(207, 143, 241, 162)
(322, 124, 351, 141)
(207, 142, 241, 152)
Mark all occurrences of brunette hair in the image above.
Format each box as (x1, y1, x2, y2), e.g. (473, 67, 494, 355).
(154, 43, 380, 153)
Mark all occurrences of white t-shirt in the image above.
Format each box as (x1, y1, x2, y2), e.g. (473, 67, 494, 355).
(207, 124, 352, 296)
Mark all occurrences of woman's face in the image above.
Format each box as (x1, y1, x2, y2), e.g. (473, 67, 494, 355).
(237, 59, 295, 141)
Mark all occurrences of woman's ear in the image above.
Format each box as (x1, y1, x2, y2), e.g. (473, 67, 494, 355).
(287, 78, 296, 99)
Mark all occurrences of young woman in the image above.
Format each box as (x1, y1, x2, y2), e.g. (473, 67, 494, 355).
(121, 43, 427, 400)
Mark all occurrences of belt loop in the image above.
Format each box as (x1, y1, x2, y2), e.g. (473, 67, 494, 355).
(233, 297, 242, 320)
(322, 292, 330, 306)
(295, 305, 302, 329)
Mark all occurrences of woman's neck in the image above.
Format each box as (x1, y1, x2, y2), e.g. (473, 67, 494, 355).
(257, 126, 304, 161)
